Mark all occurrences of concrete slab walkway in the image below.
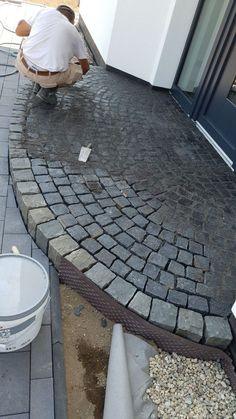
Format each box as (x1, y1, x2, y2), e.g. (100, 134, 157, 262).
(0, 2, 66, 418)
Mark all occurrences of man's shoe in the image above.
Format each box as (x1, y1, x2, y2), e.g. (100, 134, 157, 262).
(32, 82, 41, 95)
(36, 87, 58, 105)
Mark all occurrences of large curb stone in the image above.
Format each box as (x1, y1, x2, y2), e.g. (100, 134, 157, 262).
(128, 291, 152, 319)
(16, 181, 40, 197)
(176, 308, 203, 343)
(149, 299, 178, 332)
(12, 169, 34, 183)
(18, 193, 46, 223)
(66, 249, 96, 272)
(36, 220, 65, 253)
(28, 207, 55, 238)
(10, 157, 31, 170)
(105, 277, 136, 305)
(48, 234, 79, 270)
(86, 262, 116, 288)
(204, 316, 233, 349)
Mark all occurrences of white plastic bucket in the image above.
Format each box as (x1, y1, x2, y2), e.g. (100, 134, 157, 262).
(0, 253, 49, 352)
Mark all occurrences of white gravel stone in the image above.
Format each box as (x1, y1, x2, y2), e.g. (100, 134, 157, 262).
(146, 348, 236, 418)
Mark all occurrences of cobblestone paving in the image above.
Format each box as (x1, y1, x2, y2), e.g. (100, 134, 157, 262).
(9, 66, 236, 346)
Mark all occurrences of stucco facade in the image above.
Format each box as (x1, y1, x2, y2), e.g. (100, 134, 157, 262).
(79, 0, 199, 88)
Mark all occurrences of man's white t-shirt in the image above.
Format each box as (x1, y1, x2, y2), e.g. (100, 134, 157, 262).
(22, 9, 87, 72)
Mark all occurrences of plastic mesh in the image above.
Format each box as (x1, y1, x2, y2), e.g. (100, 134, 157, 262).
(59, 258, 236, 393)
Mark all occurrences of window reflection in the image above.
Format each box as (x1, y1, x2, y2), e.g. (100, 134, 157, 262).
(177, 0, 230, 97)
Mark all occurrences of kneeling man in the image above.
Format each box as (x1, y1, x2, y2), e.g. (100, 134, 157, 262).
(15, 5, 89, 105)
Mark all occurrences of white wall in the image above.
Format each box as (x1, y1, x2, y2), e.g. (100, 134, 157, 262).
(106, 0, 172, 83)
(80, 0, 199, 87)
(79, 0, 118, 62)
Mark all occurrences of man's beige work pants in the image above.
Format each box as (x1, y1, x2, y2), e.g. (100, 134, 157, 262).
(15, 51, 83, 88)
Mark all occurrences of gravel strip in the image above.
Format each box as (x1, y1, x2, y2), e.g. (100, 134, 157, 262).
(146, 349, 236, 418)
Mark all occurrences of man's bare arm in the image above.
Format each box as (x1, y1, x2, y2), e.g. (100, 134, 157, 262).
(79, 59, 90, 75)
(15, 20, 31, 36)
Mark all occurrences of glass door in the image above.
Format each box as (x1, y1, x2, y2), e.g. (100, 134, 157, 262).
(172, 0, 231, 115)
(197, 36, 236, 168)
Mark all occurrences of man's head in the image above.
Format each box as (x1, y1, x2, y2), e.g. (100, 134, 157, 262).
(57, 5, 75, 24)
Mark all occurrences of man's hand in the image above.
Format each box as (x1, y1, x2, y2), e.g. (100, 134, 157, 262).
(79, 59, 90, 75)
(15, 20, 31, 36)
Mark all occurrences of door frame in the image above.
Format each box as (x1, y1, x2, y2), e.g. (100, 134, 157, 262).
(171, 0, 235, 119)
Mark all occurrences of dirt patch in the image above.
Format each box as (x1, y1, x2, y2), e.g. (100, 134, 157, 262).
(76, 339, 109, 419)
(60, 284, 114, 419)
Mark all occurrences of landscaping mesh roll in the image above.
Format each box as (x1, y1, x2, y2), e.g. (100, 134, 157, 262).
(59, 258, 236, 392)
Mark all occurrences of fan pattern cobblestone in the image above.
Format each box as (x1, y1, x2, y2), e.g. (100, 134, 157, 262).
(8, 68, 236, 348)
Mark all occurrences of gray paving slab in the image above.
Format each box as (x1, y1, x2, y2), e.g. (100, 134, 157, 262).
(30, 378, 54, 419)
(4, 415, 29, 419)
(0, 196, 7, 221)
(0, 141, 8, 157)
(0, 116, 10, 128)
(32, 247, 50, 274)
(42, 298, 51, 325)
(0, 175, 8, 196)
(0, 220, 3, 250)
(0, 128, 9, 142)
(31, 326, 52, 379)
(4, 207, 27, 234)
(0, 105, 12, 116)
(2, 233, 32, 255)
(6, 185, 17, 207)
(53, 343, 68, 419)
(0, 352, 30, 416)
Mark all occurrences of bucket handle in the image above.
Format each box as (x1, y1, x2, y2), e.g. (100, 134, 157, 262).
(11, 246, 20, 255)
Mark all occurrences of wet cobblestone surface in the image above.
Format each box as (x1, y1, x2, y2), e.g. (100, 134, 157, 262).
(9, 66, 236, 345)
